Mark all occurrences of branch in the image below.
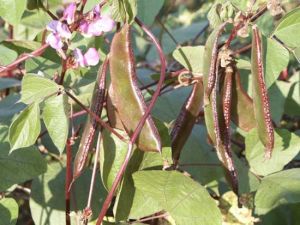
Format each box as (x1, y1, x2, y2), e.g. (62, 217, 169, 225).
(64, 90, 127, 142)
(0, 43, 50, 74)
(95, 17, 167, 225)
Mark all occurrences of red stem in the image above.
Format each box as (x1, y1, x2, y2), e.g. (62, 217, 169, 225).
(95, 18, 167, 225)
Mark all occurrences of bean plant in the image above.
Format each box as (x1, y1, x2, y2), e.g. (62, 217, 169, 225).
(0, 0, 299, 225)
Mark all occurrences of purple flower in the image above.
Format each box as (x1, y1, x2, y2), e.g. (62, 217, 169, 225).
(46, 20, 72, 50)
(74, 48, 100, 67)
(63, 2, 77, 24)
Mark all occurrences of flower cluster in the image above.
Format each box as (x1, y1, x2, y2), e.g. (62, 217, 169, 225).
(46, 2, 115, 67)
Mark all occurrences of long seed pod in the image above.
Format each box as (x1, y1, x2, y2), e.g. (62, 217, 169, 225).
(222, 66, 233, 130)
(231, 68, 256, 131)
(212, 60, 238, 195)
(72, 58, 108, 182)
(171, 79, 204, 164)
(204, 22, 228, 105)
(109, 24, 161, 152)
(251, 25, 274, 159)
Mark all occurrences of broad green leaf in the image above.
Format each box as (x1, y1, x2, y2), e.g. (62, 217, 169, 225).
(0, 0, 26, 25)
(25, 57, 61, 79)
(245, 129, 300, 176)
(30, 162, 107, 225)
(273, 8, 300, 48)
(255, 168, 300, 215)
(9, 103, 41, 151)
(0, 94, 26, 121)
(133, 171, 222, 225)
(110, 0, 137, 24)
(100, 129, 128, 191)
(0, 198, 18, 225)
(21, 74, 61, 104)
(137, 0, 164, 26)
(264, 38, 289, 88)
(113, 121, 172, 221)
(43, 94, 69, 154)
(177, 125, 224, 185)
(0, 78, 21, 91)
(172, 46, 204, 73)
(284, 76, 300, 116)
(0, 45, 17, 65)
(269, 81, 291, 124)
(0, 143, 47, 191)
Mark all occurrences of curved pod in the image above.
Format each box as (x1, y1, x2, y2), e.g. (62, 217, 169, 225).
(109, 24, 161, 152)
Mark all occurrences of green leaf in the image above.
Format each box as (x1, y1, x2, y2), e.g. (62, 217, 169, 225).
(0, 45, 18, 65)
(9, 102, 41, 151)
(284, 77, 300, 116)
(100, 129, 128, 191)
(25, 57, 61, 79)
(255, 168, 300, 215)
(21, 74, 61, 104)
(0, 0, 26, 25)
(0, 78, 21, 91)
(113, 121, 172, 221)
(268, 81, 291, 124)
(273, 8, 300, 48)
(137, 0, 164, 26)
(245, 129, 300, 176)
(264, 38, 289, 88)
(0, 143, 47, 191)
(0, 198, 18, 225)
(30, 162, 107, 225)
(110, 0, 137, 24)
(42, 94, 69, 154)
(0, 94, 26, 121)
(133, 171, 222, 225)
(173, 46, 205, 74)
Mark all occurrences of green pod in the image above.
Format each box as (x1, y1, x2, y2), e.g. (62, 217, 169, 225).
(251, 25, 274, 159)
(171, 80, 204, 164)
(231, 68, 256, 132)
(73, 58, 108, 181)
(109, 24, 161, 152)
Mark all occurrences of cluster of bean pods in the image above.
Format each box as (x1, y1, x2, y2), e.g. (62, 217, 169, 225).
(170, 23, 274, 196)
(72, 19, 274, 222)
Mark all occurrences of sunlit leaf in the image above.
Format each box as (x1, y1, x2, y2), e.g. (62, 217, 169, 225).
(9, 102, 41, 151)
(42, 94, 69, 154)
(0, 198, 18, 225)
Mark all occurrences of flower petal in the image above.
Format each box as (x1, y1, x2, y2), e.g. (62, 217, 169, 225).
(46, 33, 63, 50)
(46, 20, 60, 33)
(74, 48, 86, 67)
(57, 22, 72, 39)
(63, 2, 77, 24)
(84, 48, 100, 66)
(94, 15, 115, 33)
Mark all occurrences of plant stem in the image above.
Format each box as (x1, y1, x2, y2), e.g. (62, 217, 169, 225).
(83, 132, 102, 225)
(65, 139, 73, 225)
(0, 43, 49, 74)
(64, 90, 127, 142)
(95, 18, 167, 225)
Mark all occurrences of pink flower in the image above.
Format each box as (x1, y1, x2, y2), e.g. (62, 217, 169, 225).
(63, 2, 77, 24)
(46, 20, 72, 50)
(46, 33, 64, 49)
(74, 48, 100, 67)
(79, 15, 115, 37)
